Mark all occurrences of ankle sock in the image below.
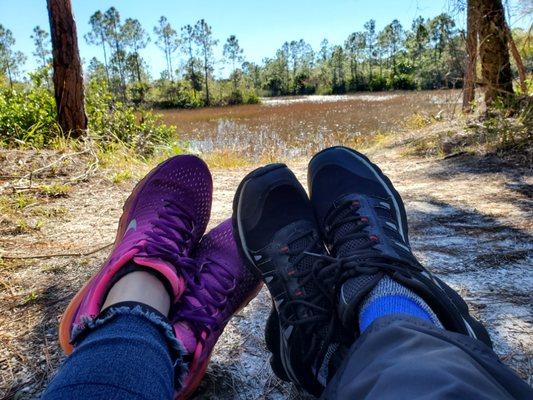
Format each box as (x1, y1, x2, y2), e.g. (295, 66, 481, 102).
(359, 276, 442, 332)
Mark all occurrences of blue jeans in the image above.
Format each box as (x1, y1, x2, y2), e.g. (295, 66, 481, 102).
(43, 309, 532, 399)
(42, 303, 182, 400)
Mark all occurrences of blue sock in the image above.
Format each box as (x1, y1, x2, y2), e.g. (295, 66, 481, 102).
(359, 276, 442, 332)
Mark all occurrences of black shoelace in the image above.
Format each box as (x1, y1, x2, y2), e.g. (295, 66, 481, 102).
(276, 229, 340, 368)
(322, 199, 424, 283)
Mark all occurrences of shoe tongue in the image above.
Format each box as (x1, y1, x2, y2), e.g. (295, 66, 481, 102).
(338, 274, 382, 326)
(274, 220, 321, 290)
(173, 321, 197, 353)
(327, 194, 370, 258)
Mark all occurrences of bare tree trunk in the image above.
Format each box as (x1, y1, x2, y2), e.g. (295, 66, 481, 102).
(47, 0, 87, 137)
(504, 23, 528, 93)
(463, 0, 479, 112)
(204, 51, 210, 105)
(477, 0, 514, 106)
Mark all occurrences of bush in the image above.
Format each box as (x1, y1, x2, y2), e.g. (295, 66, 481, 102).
(226, 90, 243, 105)
(0, 75, 178, 156)
(151, 80, 203, 109)
(243, 90, 260, 104)
(86, 78, 176, 155)
(0, 70, 59, 146)
(368, 76, 388, 91)
(389, 74, 416, 90)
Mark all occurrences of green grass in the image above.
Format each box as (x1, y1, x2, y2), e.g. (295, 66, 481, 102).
(38, 184, 71, 198)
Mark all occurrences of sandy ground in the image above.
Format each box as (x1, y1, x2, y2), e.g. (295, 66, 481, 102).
(0, 132, 531, 399)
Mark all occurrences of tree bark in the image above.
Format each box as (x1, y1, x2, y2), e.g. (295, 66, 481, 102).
(47, 0, 87, 137)
(463, 0, 479, 112)
(477, 0, 514, 105)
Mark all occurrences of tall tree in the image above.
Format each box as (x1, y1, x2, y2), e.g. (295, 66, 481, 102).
(31, 26, 51, 69)
(0, 25, 26, 88)
(122, 18, 149, 84)
(345, 32, 365, 87)
(193, 19, 218, 105)
(380, 19, 403, 76)
(364, 19, 376, 81)
(477, 0, 514, 105)
(154, 16, 178, 82)
(428, 14, 456, 61)
(47, 0, 87, 136)
(330, 45, 346, 93)
(104, 7, 126, 99)
(180, 24, 201, 92)
(406, 16, 429, 69)
(85, 11, 110, 85)
(223, 35, 244, 91)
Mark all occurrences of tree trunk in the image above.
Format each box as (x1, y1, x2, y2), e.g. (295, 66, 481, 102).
(204, 51, 210, 105)
(47, 0, 87, 137)
(477, 0, 514, 105)
(6, 62, 13, 88)
(504, 23, 528, 93)
(463, 0, 479, 112)
(100, 35, 110, 87)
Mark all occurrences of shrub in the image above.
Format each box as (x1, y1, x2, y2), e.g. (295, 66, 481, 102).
(243, 90, 260, 104)
(150, 80, 204, 109)
(389, 74, 416, 90)
(86, 78, 177, 155)
(0, 70, 59, 147)
(369, 76, 388, 91)
(226, 90, 243, 105)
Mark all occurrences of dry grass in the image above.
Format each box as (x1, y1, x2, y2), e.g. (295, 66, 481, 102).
(159, 90, 461, 160)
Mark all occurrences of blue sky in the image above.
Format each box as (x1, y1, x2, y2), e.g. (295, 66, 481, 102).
(1, 0, 531, 78)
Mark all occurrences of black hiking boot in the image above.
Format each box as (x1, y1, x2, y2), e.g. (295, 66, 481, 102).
(308, 146, 492, 346)
(232, 164, 343, 396)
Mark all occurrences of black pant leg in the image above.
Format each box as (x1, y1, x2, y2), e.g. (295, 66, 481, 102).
(321, 316, 532, 400)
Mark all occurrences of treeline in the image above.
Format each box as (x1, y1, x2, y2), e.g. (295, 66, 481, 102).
(82, 10, 469, 104)
(1, 8, 531, 109)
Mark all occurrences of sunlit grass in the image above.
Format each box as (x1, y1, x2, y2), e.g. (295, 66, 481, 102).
(203, 150, 250, 169)
(38, 184, 71, 197)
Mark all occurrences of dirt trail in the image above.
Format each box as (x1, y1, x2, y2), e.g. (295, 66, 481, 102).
(0, 135, 531, 398)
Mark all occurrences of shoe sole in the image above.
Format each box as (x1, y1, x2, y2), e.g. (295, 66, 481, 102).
(308, 145, 410, 246)
(59, 156, 202, 354)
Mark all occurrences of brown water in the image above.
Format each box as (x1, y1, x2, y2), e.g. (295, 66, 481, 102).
(158, 90, 462, 159)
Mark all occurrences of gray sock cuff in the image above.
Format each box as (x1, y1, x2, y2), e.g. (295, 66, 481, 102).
(360, 276, 443, 328)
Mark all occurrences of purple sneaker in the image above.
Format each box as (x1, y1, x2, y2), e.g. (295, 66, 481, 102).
(171, 219, 262, 399)
(59, 155, 212, 354)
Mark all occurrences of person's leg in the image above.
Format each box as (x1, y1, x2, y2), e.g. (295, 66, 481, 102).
(306, 146, 532, 399)
(47, 156, 214, 399)
(42, 271, 181, 400)
(44, 154, 260, 400)
(321, 316, 532, 399)
(42, 310, 177, 400)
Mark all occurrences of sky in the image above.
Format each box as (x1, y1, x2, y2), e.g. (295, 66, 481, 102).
(1, 0, 531, 78)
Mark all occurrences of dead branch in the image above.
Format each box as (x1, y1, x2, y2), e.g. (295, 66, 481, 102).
(0, 243, 112, 260)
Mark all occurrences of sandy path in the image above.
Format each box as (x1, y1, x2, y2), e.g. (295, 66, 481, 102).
(0, 144, 531, 399)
